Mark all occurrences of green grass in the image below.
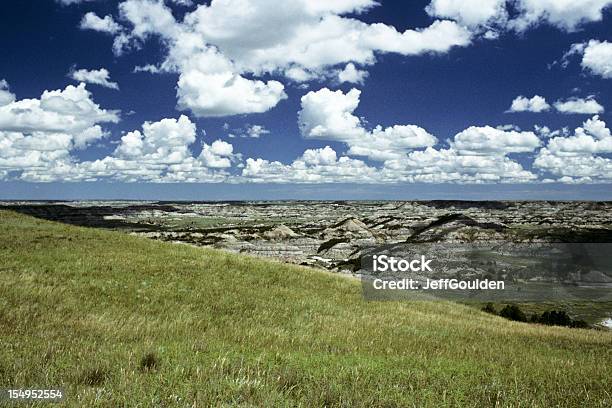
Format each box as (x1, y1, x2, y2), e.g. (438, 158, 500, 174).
(0, 210, 611, 407)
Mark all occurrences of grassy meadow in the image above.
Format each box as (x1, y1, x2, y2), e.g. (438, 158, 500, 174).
(0, 210, 611, 407)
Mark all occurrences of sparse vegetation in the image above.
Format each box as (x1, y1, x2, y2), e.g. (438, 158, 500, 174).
(1, 210, 611, 407)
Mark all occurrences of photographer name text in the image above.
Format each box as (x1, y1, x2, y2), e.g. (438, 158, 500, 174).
(371, 255, 505, 291)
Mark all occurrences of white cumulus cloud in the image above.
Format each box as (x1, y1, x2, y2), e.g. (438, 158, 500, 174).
(509, 0, 612, 32)
(0, 83, 119, 181)
(507, 95, 550, 112)
(337, 63, 369, 84)
(90, 0, 471, 117)
(69, 68, 119, 89)
(80, 12, 122, 34)
(566, 40, 612, 79)
(426, 0, 507, 29)
(553, 97, 605, 114)
(200, 140, 237, 168)
(68, 116, 237, 182)
(298, 88, 437, 161)
(244, 125, 270, 139)
(452, 126, 541, 155)
(534, 115, 612, 182)
(427, 0, 612, 34)
(0, 83, 119, 136)
(382, 147, 537, 183)
(242, 146, 380, 183)
(176, 68, 287, 117)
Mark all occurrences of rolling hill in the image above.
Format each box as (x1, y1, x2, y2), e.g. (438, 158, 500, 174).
(0, 210, 610, 407)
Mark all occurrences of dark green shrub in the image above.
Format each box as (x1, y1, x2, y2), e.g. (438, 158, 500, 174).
(538, 310, 572, 326)
(530, 310, 591, 329)
(499, 304, 527, 322)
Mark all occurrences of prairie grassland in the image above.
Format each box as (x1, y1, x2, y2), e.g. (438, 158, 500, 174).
(0, 210, 611, 407)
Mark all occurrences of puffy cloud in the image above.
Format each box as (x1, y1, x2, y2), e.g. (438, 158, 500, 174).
(199, 140, 236, 168)
(508, 94, 605, 115)
(374, 124, 539, 183)
(0, 92, 232, 183)
(118, 0, 180, 41)
(73, 125, 110, 150)
(242, 146, 380, 183)
(240, 140, 538, 184)
(357, 19, 471, 56)
(426, 0, 507, 29)
(0, 83, 119, 181)
(113, 1, 289, 117)
(0, 86, 249, 182)
(426, 0, 612, 33)
(581, 114, 612, 139)
(58, 116, 235, 182)
(545, 115, 612, 155)
(0, 83, 119, 136)
(553, 97, 604, 114)
(547, 134, 612, 155)
(114, 115, 195, 162)
(244, 125, 270, 139)
(0, 81, 545, 184)
(381, 147, 537, 183)
(237, 88, 541, 184)
(301, 145, 337, 165)
(567, 40, 612, 79)
(95, 0, 471, 117)
(581, 40, 612, 79)
(176, 68, 287, 117)
(298, 88, 437, 160)
(509, 0, 612, 32)
(347, 125, 439, 161)
(69, 68, 119, 89)
(79, 1, 180, 56)
(452, 126, 541, 155)
(507, 95, 550, 113)
(337, 63, 369, 84)
(182, 1, 471, 72)
(299, 88, 363, 141)
(534, 115, 612, 182)
(0, 79, 15, 106)
(80, 12, 122, 34)
(534, 149, 612, 182)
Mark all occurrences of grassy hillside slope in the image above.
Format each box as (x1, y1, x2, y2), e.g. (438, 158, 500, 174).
(0, 210, 611, 407)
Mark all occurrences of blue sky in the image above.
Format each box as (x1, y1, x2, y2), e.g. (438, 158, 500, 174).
(0, 0, 611, 199)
